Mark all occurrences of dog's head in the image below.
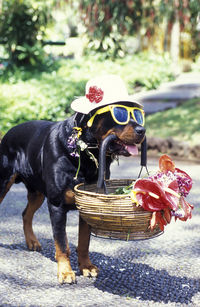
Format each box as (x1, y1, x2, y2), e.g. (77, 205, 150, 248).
(84, 101, 145, 157)
(71, 75, 145, 158)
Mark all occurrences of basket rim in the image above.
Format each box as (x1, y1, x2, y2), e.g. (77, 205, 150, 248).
(74, 179, 135, 199)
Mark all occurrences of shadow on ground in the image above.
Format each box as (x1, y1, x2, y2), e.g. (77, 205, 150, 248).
(91, 252, 200, 304)
(0, 239, 199, 305)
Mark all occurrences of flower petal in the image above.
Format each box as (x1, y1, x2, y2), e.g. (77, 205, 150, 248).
(134, 179, 170, 211)
(179, 196, 193, 220)
(175, 168, 193, 196)
(164, 180, 180, 211)
(159, 154, 175, 173)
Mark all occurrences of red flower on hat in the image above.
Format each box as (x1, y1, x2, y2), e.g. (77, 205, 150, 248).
(86, 86, 104, 103)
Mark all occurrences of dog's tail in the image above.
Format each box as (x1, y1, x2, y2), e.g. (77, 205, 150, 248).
(0, 141, 17, 204)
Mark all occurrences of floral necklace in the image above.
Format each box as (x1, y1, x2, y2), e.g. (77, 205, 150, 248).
(67, 127, 98, 179)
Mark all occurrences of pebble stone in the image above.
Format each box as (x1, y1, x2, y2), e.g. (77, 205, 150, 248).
(0, 156, 200, 306)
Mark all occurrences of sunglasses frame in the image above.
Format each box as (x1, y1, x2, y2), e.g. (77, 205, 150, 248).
(87, 104, 145, 127)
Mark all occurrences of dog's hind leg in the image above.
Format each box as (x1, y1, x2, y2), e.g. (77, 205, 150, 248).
(22, 191, 45, 251)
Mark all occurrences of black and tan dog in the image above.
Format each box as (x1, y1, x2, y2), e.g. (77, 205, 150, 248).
(0, 75, 145, 284)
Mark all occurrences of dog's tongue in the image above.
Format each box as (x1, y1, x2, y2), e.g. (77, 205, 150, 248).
(125, 145, 138, 156)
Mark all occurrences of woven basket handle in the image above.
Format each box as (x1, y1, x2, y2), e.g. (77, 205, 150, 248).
(138, 136, 149, 178)
(96, 134, 117, 193)
(97, 135, 148, 193)
(141, 136, 147, 166)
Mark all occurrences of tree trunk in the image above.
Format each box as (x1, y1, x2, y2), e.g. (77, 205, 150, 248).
(170, 9, 180, 70)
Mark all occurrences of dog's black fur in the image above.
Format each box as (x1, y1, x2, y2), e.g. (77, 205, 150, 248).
(0, 102, 145, 283)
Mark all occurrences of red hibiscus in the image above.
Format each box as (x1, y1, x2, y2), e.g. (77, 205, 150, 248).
(86, 86, 104, 103)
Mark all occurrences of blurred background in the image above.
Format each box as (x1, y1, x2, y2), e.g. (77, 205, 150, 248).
(0, 0, 199, 154)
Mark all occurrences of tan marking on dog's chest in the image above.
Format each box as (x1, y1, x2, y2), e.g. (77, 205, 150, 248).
(64, 189, 75, 204)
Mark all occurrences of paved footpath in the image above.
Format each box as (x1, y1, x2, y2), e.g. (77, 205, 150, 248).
(132, 72, 200, 114)
(0, 156, 200, 307)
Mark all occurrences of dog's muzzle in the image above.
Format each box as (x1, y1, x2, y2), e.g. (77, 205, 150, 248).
(107, 125, 145, 157)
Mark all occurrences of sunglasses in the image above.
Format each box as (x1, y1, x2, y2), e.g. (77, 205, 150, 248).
(87, 104, 145, 127)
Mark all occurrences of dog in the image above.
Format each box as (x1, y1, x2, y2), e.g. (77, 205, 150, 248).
(0, 75, 145, 284)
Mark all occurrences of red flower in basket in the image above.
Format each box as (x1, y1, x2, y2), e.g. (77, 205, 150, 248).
(133, 179, 173, 212)
(86, 86, 104, 103)
(131, 155, 193, 231)
(159, 154, 175, 173)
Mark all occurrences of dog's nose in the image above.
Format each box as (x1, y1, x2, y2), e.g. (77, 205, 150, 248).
(135, 126, 146, 136)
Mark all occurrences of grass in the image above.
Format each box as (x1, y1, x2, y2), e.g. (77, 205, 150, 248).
(145, 98, 200, 146)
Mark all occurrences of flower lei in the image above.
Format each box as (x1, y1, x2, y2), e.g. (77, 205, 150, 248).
(129, 155, 193, 231)
(67, 127, 98, 179)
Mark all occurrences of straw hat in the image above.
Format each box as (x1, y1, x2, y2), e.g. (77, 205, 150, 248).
(71, 75, 142, 114)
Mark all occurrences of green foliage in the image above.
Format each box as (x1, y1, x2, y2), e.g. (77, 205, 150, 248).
(0, 0, 52, 66)
(188, 0, 200, 57)
(114, 52, 174, 91)
(114, 183, 134, 195)
(79, 0, 200, 58)
(0, 70, 85, 133)
(146, 98, 200, 146)
(79, 0, 156, 57)
(158, 0, 200, 58)
(0, 52, 174, 135)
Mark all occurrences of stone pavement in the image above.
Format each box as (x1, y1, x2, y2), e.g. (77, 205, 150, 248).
(0, 156, 200, 307)
(131, 72, 200, 114)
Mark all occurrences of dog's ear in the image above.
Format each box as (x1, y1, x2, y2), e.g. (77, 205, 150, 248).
(74, 112, 90, 128)
(74, 112, 99, 143)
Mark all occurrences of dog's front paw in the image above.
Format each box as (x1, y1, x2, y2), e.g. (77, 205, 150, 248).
(80, 264, 99, 278)
(58, 270, 76, 284)
(57, 262, 76, 284)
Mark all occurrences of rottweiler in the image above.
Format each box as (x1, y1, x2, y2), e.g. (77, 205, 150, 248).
(0, 75, 145, 284)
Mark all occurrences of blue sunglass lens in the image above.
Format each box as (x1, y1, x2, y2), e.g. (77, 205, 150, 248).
(133, 109, 144, 125)
(113, 107, 128, 123)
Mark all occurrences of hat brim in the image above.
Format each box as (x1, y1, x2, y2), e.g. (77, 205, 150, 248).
(71, 96, 143, 114)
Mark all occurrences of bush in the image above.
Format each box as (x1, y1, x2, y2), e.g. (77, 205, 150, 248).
(0, 70, 86, 134)
(0, 0, 51, 66)
(0, 52, 174, 135)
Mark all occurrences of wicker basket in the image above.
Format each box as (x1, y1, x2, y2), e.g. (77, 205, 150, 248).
(74, 179, 163, 241)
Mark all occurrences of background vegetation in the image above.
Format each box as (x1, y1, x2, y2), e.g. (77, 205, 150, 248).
(0, 0, 200, 146)
(0, 52, 174, 134)
(0, 0, 52, 66)
(79, 0, 200, 59)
